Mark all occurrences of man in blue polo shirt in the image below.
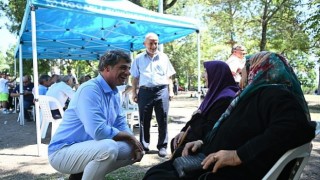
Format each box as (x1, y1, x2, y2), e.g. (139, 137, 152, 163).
(48, 50, 144, 179)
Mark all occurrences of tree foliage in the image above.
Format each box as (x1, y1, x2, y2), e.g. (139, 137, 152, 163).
(0, 0, 26, 34)
(129, 0, 177, 12)
(0, 0, 319, 93)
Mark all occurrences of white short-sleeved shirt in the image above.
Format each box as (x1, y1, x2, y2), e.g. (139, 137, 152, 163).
(117, 85, 127, 107)
(130, 51, 176, 87)
(0, 78, 9, 93)
(46, 82, 75, 109)
(226, 55, 245, 83)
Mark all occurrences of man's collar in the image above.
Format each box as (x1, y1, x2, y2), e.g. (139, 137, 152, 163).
(97, 74, 117, 94)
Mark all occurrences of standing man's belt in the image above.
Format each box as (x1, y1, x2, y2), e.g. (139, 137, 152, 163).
(139, 85, 167, 91)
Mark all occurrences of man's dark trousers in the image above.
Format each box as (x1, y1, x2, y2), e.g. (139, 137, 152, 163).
(138, 85, 169, 151)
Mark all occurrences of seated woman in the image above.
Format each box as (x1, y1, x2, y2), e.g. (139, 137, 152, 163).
(143, 51, 316, 180)
(170, 60, 239, 157)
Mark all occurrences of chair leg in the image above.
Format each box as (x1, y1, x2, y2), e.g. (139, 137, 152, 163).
(41, 120, 49, 139)
(32, 106, 35, 121)
(17, 113, 20, 122)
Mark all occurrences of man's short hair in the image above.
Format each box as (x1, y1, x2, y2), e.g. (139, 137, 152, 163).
(144, 32, 158, 41)
(50, 74, 61, 83)
(39, 74, 51, 85)
(61, 75, 73, 83)
(98, 50, 131, 71)
(232, 44, 246, 53)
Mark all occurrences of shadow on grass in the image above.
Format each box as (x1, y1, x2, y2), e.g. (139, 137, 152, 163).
(0, 170, 66, 180)
(106, 157, 167, 180)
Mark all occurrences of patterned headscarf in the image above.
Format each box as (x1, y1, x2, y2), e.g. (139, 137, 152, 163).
(198, 60, 239, 115)
(241, 51, 310, 121)
(206, 51, 311, 143)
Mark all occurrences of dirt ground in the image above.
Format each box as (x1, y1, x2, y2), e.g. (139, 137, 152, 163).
(0, 92, 319, 180)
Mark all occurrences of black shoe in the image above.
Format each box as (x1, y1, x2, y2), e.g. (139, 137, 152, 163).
(144, 147, 150, 152)
(69, 172, 83, 180)
(158, 148, 167, 157)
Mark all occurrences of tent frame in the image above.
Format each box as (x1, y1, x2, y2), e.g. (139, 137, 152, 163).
(16, 1, 201, 156)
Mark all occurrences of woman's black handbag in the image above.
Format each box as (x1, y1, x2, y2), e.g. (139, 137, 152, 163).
(173, 153, 206, 178)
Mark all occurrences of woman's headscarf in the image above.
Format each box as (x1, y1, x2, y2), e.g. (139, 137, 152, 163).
(198, 60, 239, 115)
(241, 51, 310, 121)
(206, 51, 311, 143)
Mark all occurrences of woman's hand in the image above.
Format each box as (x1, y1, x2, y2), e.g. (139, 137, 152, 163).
(201, 150, 242, 173)
(173, 131, 185, 150)
(182, 140, 203, 156)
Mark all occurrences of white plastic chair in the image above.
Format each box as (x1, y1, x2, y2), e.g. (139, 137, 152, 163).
(263, 142, 312, 180)
(38, 95, 64, 139)
(122, 92, 139, 130)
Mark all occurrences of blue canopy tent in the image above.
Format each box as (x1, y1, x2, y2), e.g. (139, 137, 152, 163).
(15, 0, 200, 156)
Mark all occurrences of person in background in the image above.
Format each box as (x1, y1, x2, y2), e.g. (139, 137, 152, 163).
(46, 75, 75, 119)
(50, 74, 61, 85)
(226, 44, 246, 85)
(173, 78, 178, 96)
(67, 69, 79, 89)
(143, 51, 316, 179)
(0, 73, 16, 114)
(37, 74, 52, 95)
(10, 75, 34, 121)
(48, 50, 144, 180)
(79, 75, 91, 85)
(85, 74, 91, 81)
(6, 74, 16, 111)
(170, 61, 239, 157)
(130, 32, 176, 157)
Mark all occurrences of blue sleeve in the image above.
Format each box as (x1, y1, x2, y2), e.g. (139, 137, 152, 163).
(130, 57, 140, 78)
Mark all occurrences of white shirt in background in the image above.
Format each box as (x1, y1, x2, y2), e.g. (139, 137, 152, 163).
(46, 82, 75, 110)
(226, 55, 245, 83)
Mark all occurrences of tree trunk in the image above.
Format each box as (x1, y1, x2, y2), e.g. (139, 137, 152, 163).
(260, 1, 269, 51)
(260, 21, 268, 51)
(164, 0, 178, 12)
(317, 66, 320, 95)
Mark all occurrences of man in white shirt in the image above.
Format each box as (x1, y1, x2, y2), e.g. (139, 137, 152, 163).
(226, 44, 247, 84)
(46, 75, 75, 119)
(130, 32, 176, 157)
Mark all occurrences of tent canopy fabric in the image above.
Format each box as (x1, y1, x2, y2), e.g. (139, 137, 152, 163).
(16, 0, 199, 60)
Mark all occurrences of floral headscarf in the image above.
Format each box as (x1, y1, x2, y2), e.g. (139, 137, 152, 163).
(241, 51, 310, 121)
(206, 51, 311, 143)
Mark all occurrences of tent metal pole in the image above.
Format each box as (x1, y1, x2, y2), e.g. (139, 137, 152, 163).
(158, 0, 164, 52)
(14, 48, 17, 113)
(31, 5, 42, 157)
(18, 44, 24, 125)
(197, 32, 201, 106)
